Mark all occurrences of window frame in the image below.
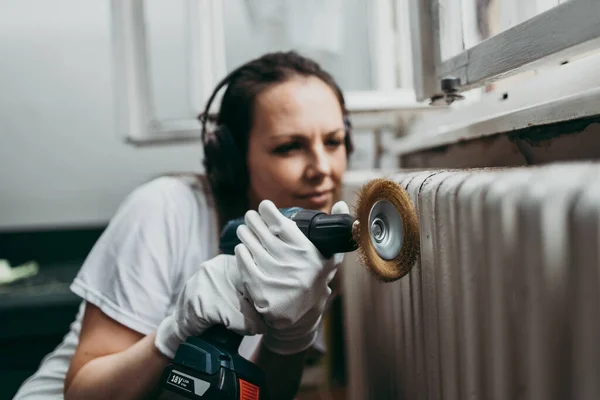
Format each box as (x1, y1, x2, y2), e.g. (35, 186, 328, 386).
(110, 0, 226, 145)
(110, 0, 425, 145)
(408, 0, 600, 101)
(391, 50, 600, 156)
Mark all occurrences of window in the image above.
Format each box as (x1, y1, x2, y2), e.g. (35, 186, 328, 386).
(111, 0, 600, 151)
(392, 0, 600, 159)
(408, 0, 600, 100)
(111, 0, 422, 144)
(111, 0, 226, 144)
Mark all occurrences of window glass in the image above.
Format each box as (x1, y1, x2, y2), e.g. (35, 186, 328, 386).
(439, 0, 571, 61)
(222, 0, 375, 91)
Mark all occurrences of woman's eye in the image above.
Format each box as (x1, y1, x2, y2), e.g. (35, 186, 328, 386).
(273, 141, 302, 154)
(326, 138, 343, 148)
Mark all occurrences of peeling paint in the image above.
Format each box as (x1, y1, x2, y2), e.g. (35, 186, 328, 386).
(401, 115, 600, 168)
(509, 118, 600, 147)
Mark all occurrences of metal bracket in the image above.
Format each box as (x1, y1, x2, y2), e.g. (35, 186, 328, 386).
(429, 77, 466, 106)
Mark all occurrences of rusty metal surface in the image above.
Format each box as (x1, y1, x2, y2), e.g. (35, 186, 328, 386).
(341, 163, 600, 400)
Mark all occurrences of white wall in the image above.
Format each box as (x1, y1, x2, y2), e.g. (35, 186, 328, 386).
(0, 0, 204, 230)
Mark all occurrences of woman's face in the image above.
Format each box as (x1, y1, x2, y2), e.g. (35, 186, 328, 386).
(247, 75, 348, 213)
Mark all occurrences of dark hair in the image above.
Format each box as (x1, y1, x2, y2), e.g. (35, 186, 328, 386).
(200, 51, 354, 227)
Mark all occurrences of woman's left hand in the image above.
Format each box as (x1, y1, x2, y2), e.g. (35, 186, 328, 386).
(234, 199, 348, 355)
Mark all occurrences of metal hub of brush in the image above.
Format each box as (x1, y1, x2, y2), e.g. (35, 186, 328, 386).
(368, 200, 404, 260)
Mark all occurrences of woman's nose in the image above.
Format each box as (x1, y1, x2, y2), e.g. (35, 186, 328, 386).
(305, 146, 332, 180)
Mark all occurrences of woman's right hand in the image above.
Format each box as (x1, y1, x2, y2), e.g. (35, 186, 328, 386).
(154, 254, 267, 359)
(234, 200, 344, 355)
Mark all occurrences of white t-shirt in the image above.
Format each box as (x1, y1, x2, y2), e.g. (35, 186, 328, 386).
(13, 176, 325, 399)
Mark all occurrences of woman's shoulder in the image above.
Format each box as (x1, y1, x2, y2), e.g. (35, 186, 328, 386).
(104, 174, 217, 241)
(125, 173, 215, 215)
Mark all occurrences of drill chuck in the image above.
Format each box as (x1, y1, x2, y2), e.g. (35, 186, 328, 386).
(219, 207, 358, 258)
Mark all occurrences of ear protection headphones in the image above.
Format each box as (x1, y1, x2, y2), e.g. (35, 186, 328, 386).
(199, 62, 354, 199)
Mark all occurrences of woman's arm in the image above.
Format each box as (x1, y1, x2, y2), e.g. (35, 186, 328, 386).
(251, 344, 307, 400)
(65, 253, 267, 400)
(64, 304, 169, 400)
(65, 304, 308, 400)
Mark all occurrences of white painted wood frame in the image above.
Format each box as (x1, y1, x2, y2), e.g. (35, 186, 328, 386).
(409, 0, 600, 101)
(110, 0, 226, 145)
(391, 51, 600, 156)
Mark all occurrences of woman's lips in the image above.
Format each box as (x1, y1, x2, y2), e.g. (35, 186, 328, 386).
(295, 190, 334, 208)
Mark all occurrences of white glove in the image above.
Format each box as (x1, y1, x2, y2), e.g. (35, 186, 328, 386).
(330, 200, 350, 268)
(234, 200, 349, 355)
(155, 254, 267, 359)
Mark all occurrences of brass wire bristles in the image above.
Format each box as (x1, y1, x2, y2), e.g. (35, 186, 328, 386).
(353, 179, 420, 282)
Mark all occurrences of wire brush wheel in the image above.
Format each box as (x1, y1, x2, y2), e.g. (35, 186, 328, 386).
(354, 178, 420, 282)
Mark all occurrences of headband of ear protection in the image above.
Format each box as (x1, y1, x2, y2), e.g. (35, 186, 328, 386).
(199, 66, 247, 193)
(199, 63, 353, 192)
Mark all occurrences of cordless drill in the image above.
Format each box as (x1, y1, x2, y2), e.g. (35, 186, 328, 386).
(153, 207, 357, 399)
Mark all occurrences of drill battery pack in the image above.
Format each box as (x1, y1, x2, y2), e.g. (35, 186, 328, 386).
(153, 327, 266, 400)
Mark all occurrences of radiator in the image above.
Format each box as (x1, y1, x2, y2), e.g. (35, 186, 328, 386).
(340, 163, 600, 400)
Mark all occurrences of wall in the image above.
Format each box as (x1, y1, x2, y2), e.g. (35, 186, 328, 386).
(0, 0, 206, 230)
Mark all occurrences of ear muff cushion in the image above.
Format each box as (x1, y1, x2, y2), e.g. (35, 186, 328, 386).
(343, 116, 352, 135)
(343, 116, 354, 156)
(204, 125, 243, 188)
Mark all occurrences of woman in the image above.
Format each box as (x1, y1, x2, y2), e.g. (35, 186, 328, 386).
(13, 50, 354, 400)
